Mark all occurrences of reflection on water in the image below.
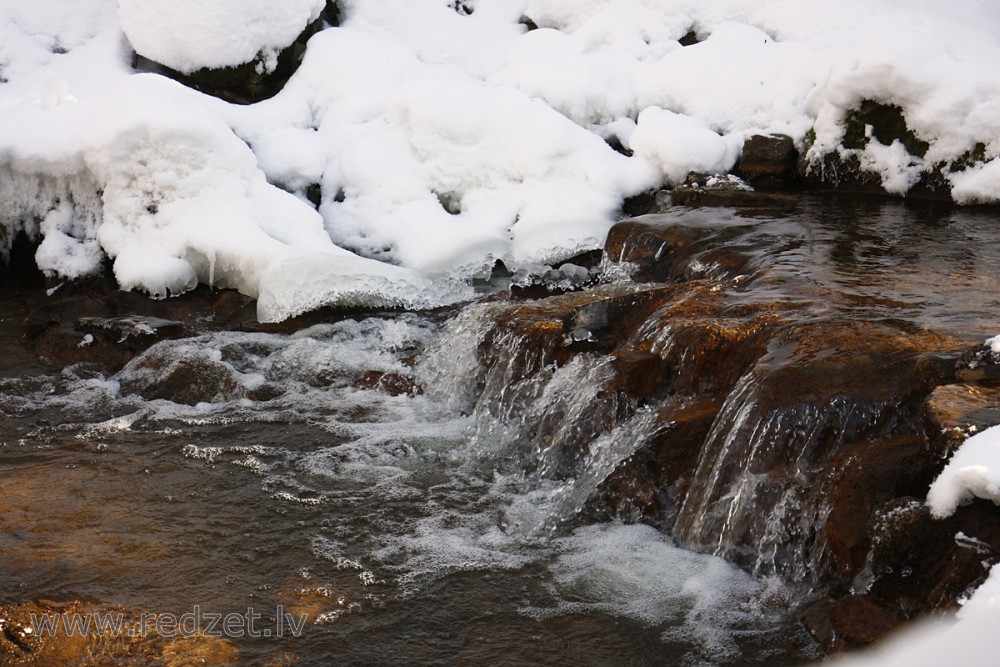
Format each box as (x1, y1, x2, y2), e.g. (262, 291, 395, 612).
(2, 197, 999, 665)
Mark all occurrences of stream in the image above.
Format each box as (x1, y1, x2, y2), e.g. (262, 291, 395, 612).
(3, 196, 1000, 665)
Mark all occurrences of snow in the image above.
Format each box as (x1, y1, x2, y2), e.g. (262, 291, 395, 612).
(3, 0, 1000, 321)
(118, 0, 326, 73)
(990, 336, 1000, 356)
(927, 424, 1000, 520)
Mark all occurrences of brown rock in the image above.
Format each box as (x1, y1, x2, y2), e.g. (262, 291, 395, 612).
(671, 173, 798, 208)
(357, 370, 420, 396)
(819, 436, 934, 578)
(598, 396, 724, 522)
(122, 354, 245, 405)
(955, 341, 1000, 384)
(0, 600, 238, 666)
(735, 134, 799, 188)
(923, 383, 1000, 456)
(859, 498, 1000, 617)
(830, 594, 903, 648)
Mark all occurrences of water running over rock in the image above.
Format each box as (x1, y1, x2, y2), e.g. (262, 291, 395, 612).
(3, 196, 1000, 662)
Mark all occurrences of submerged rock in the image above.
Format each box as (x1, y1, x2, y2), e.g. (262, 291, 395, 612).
(0, 600, 238, 666)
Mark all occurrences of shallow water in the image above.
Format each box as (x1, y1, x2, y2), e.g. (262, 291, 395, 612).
(3, 197, 1000, 665)
(0, 316, 813, 666)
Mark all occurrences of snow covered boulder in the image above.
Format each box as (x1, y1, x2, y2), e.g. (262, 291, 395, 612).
(120, 0, 333, 103)
(802, 100, 994, 202)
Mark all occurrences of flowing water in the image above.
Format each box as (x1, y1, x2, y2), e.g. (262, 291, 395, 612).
(2, 197, 1000, 665)
(0, 315, 813, 665)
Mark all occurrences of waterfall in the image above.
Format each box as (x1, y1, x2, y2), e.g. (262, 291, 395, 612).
(416, 301, 664, 539)
(672, 368, 914, 581)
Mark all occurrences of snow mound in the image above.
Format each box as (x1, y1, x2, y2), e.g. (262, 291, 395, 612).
(118, 0, 326, 73)
(927, 424, 1000, 519)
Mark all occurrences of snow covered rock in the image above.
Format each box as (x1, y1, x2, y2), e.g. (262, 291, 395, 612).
(119, 0, 326, 74)
(928, 424, 1000, 519)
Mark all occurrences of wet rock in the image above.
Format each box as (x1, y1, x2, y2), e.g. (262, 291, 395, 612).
(671, 173, 788, 209)
(800, 596, 837, 650)
(357, 370, 420, 396)
(0, 600, 238, 666)
(923, 383, 1000, 455)
(621, 189, 658, 216)
(628, 288, 786, 396)
(735, 134, 799, 188)
(77, 315, 186, 342)
(955, 341, 1000, 384)
(604, 215, 757, 283)
(819, 436, 935, 579)
(20, 277, 259, 370)
(855, 498, 1000, 620)
(830, 594, 903, 649)
(275, 581, 354, 625)
(672, 319, 956, 577)
(596, 396, 724, 524)
(121, 353, 246, 405)
(488, 283, 674, 369)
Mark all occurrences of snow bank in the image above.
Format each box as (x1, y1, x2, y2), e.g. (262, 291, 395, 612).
(118, 0, 325, 73)
(927, 424, 1000, 519)
(4, 0, 1000, 320)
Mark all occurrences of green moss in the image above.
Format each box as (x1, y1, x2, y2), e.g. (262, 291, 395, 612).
(802, 128, 817, 153)
(950, 142, 987, 171)
(841, 101, 929, 158)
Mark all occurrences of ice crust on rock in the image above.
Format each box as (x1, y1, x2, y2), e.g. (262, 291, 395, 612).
(4, 0, 1000, 320)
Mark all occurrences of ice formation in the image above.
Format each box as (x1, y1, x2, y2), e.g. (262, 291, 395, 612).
(3, 0, 1000, 320)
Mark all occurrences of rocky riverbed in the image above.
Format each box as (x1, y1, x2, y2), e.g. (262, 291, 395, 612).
(3, 193, 1000, 665)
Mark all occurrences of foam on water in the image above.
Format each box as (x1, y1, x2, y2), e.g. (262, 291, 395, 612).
(0, 307, 809, 663)
(525, 523, 800, 665)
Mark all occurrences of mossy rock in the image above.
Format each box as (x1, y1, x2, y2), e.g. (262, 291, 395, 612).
(797, 100, 978, 200)
(841, 101, 929, 158)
